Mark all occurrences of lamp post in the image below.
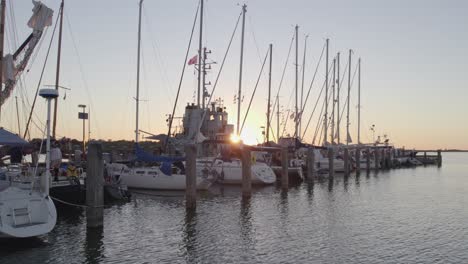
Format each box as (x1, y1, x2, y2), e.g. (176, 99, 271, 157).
(39, 88, 59, 195)
(78, 104, 87, 153)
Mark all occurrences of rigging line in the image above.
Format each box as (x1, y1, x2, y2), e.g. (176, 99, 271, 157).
(311, 72, 334, 144)
(197, 10, 243, 134)
(302, 60, 333, 138)
(301, 41, 326, 113)
(247, 14, 263, 65)
(281, 108, 291, 138)
(24, 9, 60, 138)
(338, 61, 358, 126)
(240, 48, 269, 134)
(64, 13, 101, 138)
(269, 29, 295, 124)
(165, 0, 200, 149)
(142, 8, 174, 102)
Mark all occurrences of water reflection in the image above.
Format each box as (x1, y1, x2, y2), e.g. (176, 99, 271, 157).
(239, 196, 253, 250)
(328, 177, 334, 192)
(183, 207, 198, 263)
(84, 227, 104, 264)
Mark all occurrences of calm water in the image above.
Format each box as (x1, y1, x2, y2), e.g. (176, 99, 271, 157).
(1, 153, 467, 264)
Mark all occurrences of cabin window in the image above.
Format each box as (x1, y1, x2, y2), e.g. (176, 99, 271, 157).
(136, 171, 145, 174)
(148, 171, 158, 175)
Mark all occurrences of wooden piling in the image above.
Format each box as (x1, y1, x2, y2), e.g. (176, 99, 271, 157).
(281, 147, 289, 189)
(185, 144, 197, 209)
(328, 147, 335, 178)
(374, 148, 379, 171)
(366, 148, 371, 172)
(86, 142, 104, 228)
(344, 148, 350, 176)
(437, 150, 442, 167)
(241, 146, 252, 198)
(381, 149, 387, 169)
(355, 147, 361, 174)
(306, 147, 315, 180)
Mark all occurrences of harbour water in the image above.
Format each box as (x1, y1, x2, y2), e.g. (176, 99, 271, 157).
(1, 152, 467, 263)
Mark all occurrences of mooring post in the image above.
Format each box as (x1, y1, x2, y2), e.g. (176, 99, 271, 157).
(424, 151, 427, 165)
(389, 148, 394, 168)
(185, 144, 197, 209)
(355, 147, 361, 174)
(281, 147, 289, 189)
(437, 149, 442, 167)
(306, 147, 315, 180)
(86, 142, 104, 228)
(366, 148, 371, 172)
(374, 148, 380, 170)
(328, 147, 335, 177)
(241, 145, 252, 198)
(344, 148, 350, 176)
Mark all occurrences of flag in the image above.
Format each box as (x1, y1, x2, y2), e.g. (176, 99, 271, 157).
(188, 55, 197, 65)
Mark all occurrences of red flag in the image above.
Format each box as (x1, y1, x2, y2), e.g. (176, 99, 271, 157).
(188, 55, 197, 65)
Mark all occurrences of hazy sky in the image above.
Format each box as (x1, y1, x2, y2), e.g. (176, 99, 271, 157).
(2, 0, 467, 149)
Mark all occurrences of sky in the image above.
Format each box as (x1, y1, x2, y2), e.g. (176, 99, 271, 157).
(2, 0, 467, 150)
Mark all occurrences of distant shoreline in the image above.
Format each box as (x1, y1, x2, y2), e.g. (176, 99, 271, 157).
(442, 150, 468, 152)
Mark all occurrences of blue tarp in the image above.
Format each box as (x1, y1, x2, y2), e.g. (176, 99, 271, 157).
(134, 143, 185, 163)
(0, 128, 29, 146)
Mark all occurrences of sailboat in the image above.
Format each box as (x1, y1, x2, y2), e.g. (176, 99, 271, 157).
(107, 0, 213, 191)
(0, 1, 57, 238)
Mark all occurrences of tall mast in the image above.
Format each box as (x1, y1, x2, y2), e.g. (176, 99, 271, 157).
(0, 0, 5, 122)
(323, 38, 329, 145)
(346, 49, 351, 145)
(266, 43, 272, 143)
(135, 0, 144, 143)
(358, 58, 361, 145)
(201, 47, 206, 108)
(294, 25, 298, 140)
(300, 34, 308, 139)
(52, 0, 64, 138)
(197, 0, 203, 107)
(236, 4, 246, 135)
(336, 52, 340, 144)
(331, 58, 335, 144)
(276, 95, 279, 143)
(15, 96, 20, 135)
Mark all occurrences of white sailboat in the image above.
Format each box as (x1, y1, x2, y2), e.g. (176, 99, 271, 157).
(0, 1, 56, 238)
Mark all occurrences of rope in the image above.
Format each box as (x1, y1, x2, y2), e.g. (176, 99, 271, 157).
(240, 48, 269, 134)
(50, 196, 104, 209)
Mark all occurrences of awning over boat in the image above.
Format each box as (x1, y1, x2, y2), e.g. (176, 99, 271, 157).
(135, 144, 184, 163)
(0, 128, 29, 146)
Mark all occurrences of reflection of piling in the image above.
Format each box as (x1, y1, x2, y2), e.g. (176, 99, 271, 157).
(344, 148, 350, 176)
(355, 147, 361, 174)
(306, 148, 315, 179)
(328, 147, 335, 178)
(185, 144, 197, 209)
(281, 147, 288, 189)
(241, 146, 252, 198)
(86, 142, 104, 228)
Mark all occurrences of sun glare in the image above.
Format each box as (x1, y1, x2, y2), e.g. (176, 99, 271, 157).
(230, 134, 241, 144)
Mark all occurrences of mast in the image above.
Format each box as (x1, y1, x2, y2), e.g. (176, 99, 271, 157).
(201, 47, 206, 108)
(331, 58, 335, 144)
(323, 38, 329, 145)
(358, 58, 361, 145)
(0, 0, 5, 122)
(52, 0, 64, 138)
(300, 34, 308, 139)
(336, 52, 340, 144)
(15, 96, 20, 135)
(88, 107, 91, 141)
(294, 25, 298, 141)
(346, 49, 351, 145)
(135, 0, 144, 143)
(197, 0, 203, 107)
(236, 4, 246, 135)
(266, 43, 272, 143)
(276, 95, 279, 143)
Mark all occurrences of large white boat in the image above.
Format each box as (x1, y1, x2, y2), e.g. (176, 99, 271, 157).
(210, 157, 276, 185)
(106, 161, 213, 191)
